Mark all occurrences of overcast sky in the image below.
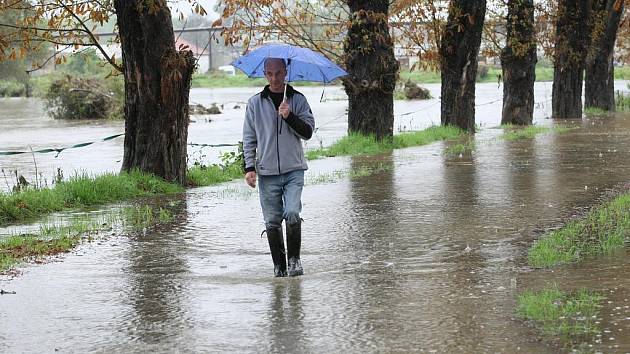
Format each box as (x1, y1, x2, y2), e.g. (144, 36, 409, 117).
(175, 0, 220, 19)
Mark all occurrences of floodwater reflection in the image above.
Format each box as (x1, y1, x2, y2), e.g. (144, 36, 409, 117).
(266, 281, 311, 354)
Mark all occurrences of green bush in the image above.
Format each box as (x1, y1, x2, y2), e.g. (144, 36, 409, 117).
(477, 64, 490, 80)
(0, 80, 28, 97)
(44, 75, 123, 120)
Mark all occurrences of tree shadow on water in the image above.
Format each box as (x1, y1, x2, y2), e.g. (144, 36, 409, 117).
(121, 194, 193, 346)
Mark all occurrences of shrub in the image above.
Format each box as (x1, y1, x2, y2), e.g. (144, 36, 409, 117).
(44, 75, 123, 120)
(0, 80, 27, 97)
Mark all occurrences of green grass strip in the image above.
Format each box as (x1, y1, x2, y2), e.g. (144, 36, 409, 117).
(186, 162, 244, 187)
(518, 286, 603, 343)
(307, 125, 463, 160)
(528, 193, 630, 268)
(0, 170, 183, 227)
(0, 233, 82, 271)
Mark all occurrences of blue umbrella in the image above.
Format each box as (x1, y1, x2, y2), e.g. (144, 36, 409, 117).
(231, 43, 347, 84)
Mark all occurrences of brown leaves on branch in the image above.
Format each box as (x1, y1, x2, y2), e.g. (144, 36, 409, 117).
(0, 0, 209, 72)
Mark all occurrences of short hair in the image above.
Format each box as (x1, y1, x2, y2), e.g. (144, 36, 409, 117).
(264, 58, 286, 72)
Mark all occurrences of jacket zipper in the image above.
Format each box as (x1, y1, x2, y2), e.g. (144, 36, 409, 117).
(270, 97, 281, 175)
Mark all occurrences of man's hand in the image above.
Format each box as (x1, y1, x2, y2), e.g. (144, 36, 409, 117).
(279, 100, 290, 119)
(245, 171, 256, 188)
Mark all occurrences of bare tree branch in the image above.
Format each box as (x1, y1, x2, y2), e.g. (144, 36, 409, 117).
(57, 0, 122, 71)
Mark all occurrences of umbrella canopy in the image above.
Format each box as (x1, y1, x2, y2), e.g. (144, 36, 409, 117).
(231, 44, 347, 83)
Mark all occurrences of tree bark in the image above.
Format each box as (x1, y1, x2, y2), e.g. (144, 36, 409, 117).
(343, 1, 399, 140)
(501, 0, 537, 125)
(439, 0, 487, 132)
(114, 0, 195, 184)
(552, 0, 590, 119)
(585, 0, 625, 111)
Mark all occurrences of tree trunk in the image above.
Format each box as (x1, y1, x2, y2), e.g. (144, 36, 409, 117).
(343, 1, 399, 140)
(552, 0, 590, 119)
(501, 0, 537, 125)
(439, 0, 487, 132)
(585, 0, 624, 111)
(114, 0, 196, 185)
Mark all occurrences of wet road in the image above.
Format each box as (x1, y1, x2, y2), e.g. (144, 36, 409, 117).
(1, 109, 630, 352)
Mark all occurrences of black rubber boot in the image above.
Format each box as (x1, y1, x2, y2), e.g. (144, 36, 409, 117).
(266, 226, 287, 277)
(286, 221, 304, 277)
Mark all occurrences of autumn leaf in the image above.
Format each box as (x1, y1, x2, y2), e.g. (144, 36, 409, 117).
(212, 18, 223, 27)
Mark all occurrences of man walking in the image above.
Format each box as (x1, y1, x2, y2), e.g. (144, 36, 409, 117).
(242, 58, 315, 277)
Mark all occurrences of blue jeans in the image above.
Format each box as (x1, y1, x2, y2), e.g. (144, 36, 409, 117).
(258, 170, 304, 228)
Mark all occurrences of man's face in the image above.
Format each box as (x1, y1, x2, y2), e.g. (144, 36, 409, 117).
(264, 59, 287, 93)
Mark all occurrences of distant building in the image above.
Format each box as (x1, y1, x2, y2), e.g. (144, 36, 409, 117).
(91, 28, 240, 74)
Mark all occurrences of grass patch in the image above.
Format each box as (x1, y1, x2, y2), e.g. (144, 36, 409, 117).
(444, 136, 476, 156)
(121, 205, 174, 231)
(500, 124, 571, 141)
(1, 202, 180, 272)
(0, 170, 183, 227)
(528, 193, 630, 268)
(584, 107, 609, 117)
(518, 286, 603, 344)
(307, 125, 463, 160)
(0, 216, 107, 272)
(187, 149, 245, 187)
(0, 233, 81, 271)
(187, 163, 243, 187)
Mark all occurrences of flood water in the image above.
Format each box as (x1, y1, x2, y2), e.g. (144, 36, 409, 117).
(2, 81, 622, 189)
(1, 84, 630, 353)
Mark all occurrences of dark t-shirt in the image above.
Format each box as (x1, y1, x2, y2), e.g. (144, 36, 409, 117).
(269, 90, 284, 110)
(265, 86, 313, 139)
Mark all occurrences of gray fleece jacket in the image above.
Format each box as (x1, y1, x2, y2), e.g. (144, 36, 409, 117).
(242, 85, 315, 176)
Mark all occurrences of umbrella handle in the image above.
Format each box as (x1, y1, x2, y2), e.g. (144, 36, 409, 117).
(283, 58, 291, 102)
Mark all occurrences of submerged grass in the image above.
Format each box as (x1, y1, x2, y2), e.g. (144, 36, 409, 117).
(0, 170, 183, 227)
(0, 234, 81, 271)
(444, 138, 476, 156)
(0, 216, 107, 272)
(518, 286, 603, 344)
(307, 125, 463, 160)
(528, 193, 630, 268)
(121, 205, 174, 231)
(1, 202, 179, 272)
(500, 124, 571, 141)
(306, 162, 394, 185)
(584, 107, 609, 117)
